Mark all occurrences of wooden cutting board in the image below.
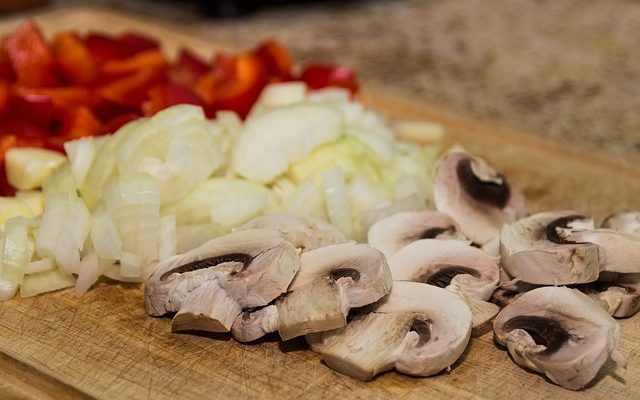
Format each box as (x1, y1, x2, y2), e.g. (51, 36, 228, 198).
(1, 7, 640, 400)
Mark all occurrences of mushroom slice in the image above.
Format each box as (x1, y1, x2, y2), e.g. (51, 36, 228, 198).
(433, 150, 526, 245)
(236, 213, 347, 252)
(145, 228, 300, 333)
(566, 228, 640, 273)
(602, 210, 640, 234)
(306, 281, 472, 381)
(367, 210, 466, 259)
(389, 239, 500, 332)
(500, 211, 602, 285)
(493, 286, 625, 390)
(580, 273, 640, 318)
(231, 242, 392, 342)
(491, 268, 539, 307)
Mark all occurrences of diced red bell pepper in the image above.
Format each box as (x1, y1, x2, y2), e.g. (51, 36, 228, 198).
(0, 118, 48, 146)
(0, 43, 15, 82)
(52, 32, 98, 85)
(10, 93, 56, 129)
(0, 80, 10, 119)
(142, 82, 204, 116)
(0, 135, 17, 196)
(100, 50, 168, 76)
(299, 64, 359, 94)
(118, 32, 159, 57)
(195, 52, 268, 118)
(3, 21, 59, 88)
(96, 68, 166, 109)
(14, 86, 90, 109)
(84, 33, 129, 63)
(254, 39, 293, 81)
(168, 48, 210, 87)
(46, 105, 101, 152)
(102, 112, 140, 134)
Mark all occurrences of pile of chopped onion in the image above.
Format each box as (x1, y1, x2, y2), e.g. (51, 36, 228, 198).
(0, 82, 442, 299)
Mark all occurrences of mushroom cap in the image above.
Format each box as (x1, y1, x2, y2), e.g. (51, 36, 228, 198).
(236, 213, 347, 252)
(306, 281, 472, 381)
(601, 210, 640, 234)
(144, 228, 300, 332)
(434, 150, 526, 245)
(367, 210, 467, 259)
(568, 229, 640, 273)
(500, 211, 602, 285)
(493, 286, 623, 390)
(389, 239, 499, 301)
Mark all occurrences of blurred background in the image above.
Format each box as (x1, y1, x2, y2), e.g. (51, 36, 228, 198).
(2, 0, 640, 165)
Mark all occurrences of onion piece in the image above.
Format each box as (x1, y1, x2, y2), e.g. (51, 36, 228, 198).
(158, 214, 177, 259)
(20, 269, 75, 298)
(75, 251, 99, 297)
(90, 208, 123, 261)
(24, 258, 55, 275)
(322, 167, 353, 238)
(64, 136, 97, 188)
(176, 223, 226, 254)
(0, 217, 32, 285)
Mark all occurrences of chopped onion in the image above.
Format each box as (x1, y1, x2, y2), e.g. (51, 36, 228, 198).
(360, 193, 426, 232)
(20, 269, 75, 298)
(0, 280, 18, 301)
(36, 193, 82, 274)
(158, 215, 177, 259)
(281, 180, 326, 220)
(0, 197, 33, 229)
(176, 223, 226, 254)
(75, 251, 99, 297)
(120, 251, 142, 278)
(24, 258, 55, 275)
(322, 167, 353, 238)
(90, 208, 123, 260)
(42, 162, 77, 195)
(64, 136, 97, 187)
(5, 147, 66, 191)
(15, 191, 44, 216)
(0, 217, 32, 284)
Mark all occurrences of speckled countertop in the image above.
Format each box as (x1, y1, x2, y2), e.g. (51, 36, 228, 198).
(28, 0, 640, 164)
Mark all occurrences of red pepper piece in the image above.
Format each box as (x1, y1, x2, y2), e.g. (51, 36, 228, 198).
(102, 112, 139, 134)
(168, 48, 210, 87)
(0, 43, 15, 81)
(10, 93, 56, 129)
(46, 106, 101, 152)
(14, 86, 90, 109)
(118, 32, 159, 57)
(101, 50, 168, 76)
(0, 80, 10, 119)
(142, 82, 204, 116)
(96, 68, 166, 109)
(254, 39, 293, 81)
(84, 33, 129, 63)
(52, 32, 98, 85)
(0, 117, 49, 145)
(195, 52, 268, 118)
(3, 21, 58, 87)
(299, 64, 359, 94)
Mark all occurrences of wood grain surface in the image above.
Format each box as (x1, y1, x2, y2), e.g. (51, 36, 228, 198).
(1, 7, 640, 400)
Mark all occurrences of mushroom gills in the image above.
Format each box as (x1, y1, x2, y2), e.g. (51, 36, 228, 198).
(306, 281, 472, 381)
(493, 286, 624, 390)
(230, 242, 392, 342)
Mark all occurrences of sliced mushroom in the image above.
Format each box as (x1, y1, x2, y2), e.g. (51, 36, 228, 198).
(490, 268, 539, 307)
(236, 213, 347, 252)
(602, 210, 640, 234)
(433, 150, 526, 246)
(494, 286, 625, 390)
(580, 273, 640, 318)
(145, 228, 300, 333)
(306, 281, 472, 381)
(389, 239, 500, 333)
(367, 210, 466, 259)
(231, 242, 392, 342)
(500, 211, 602, 285)
(568, 228, 640, 274)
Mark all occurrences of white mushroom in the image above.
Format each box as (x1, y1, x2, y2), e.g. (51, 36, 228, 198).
(231, 242, 392, 342)
(145, 229, 300, 333)
(500, 211, 602, 285)
(494, 286, 625, 390)
(602, 211, 640, 234)
(236, 213, 347, 252)
(306, 281, 472, 381)
(389, 239, 500, 333)
(580, 273, 640, 318)
(433, 150, 526, 246)
(367, 210, 466, 259)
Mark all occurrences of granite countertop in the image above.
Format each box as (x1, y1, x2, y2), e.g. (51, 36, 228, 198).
(36, 0, 640, 165)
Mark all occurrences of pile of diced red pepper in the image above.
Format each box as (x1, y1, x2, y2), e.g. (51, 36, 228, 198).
(0, 21, 359, 195)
